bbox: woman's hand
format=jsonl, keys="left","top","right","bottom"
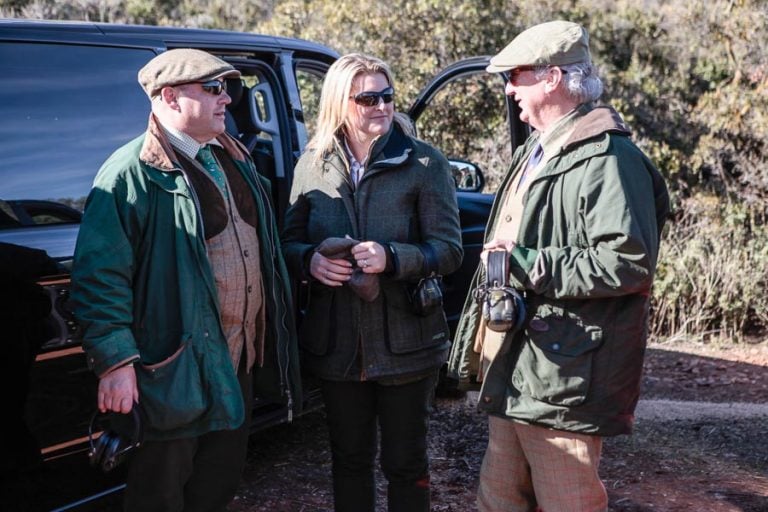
{"left": 310, "top": 252, "right": 353, "bottom": 286}
{"left": 351, "top": 241, "right": 386, "bottom": 274}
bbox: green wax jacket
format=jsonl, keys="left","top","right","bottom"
{"left": 71, "top": 115, "right": 301, "bottom": 440}
{"left": 448, "top": 105, "right": 670, "bottom": 436}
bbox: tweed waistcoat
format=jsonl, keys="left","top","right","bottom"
{"left": 179, "top": 150, "right": 265, "bottom": 371}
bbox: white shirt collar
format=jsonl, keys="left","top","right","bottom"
{"left": 159, "top": 122, "right": 222, "bottom": 160}
{"left": 343, "top": 137, "right": 368, "bottom": 168}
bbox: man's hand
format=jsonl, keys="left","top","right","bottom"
{"left": 481, "top": 239, "right": 516, "bottom": 265}
{"left": 98, "top": 364, "right": 139, "bottom": 414}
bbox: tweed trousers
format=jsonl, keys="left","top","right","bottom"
{"left": 478, "top": 415, "right": 608, "bottom": 512}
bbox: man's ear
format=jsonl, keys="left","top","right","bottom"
{"left": 544, "top": 67, "right": 564, "bottom": 94}
{"left": 159, "top": 86, "right": 180, "bottom": 110}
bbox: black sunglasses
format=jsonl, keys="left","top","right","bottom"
{"left": 351, "top": 87, "right": 395, "bottom": 107}
{"left": 194, "top": 79, "right": 227, "bottom": 96}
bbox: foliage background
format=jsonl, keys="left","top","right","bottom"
{"left": 3, "top": 0, "right": 767, "bottom": 341}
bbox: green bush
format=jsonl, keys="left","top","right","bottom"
{"left": 653, "top": 196, "right": 768, "bottom": 341}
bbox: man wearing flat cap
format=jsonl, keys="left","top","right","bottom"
{"left": 71, "top": 48, "right": 300, "bottom": 511}
{"left": 449, "top": 21, "right": 670, "bottom": 511}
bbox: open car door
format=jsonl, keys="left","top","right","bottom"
{"left": 406, "top": 56, "right": 529, "bottom": 331}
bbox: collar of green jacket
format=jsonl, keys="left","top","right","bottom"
{"left": 139, "top": 113, "right": 251, "bottom": 173}
{"left": 324, "top": 123, "right": 414, "bottom": 175}
{"left": 548, "top": 103, "right": 631, "bottom": 151}
{"left": 562, "top": 104, "right": 631, "bottom": 149}
{"left": 520, "top": 104, "right": 633, "bottom": 182}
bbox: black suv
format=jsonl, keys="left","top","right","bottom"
{"left": 0, "top": 19, "right": 527, "bottom": 511}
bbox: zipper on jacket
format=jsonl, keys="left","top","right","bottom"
{"left": 286, "top": 390, "right": 293, "bottom": 423}
{"left": 245, "top": 158, "right": 294, "bottom": 420}
{"left": 358, "top": 332, "right": 366, "bottom": 381}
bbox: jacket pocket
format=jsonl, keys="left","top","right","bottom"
{"left": 383, "top": 283, "right": 449, "bottom": 354}
{"left": 511, "top": 304, "right": 603, "bottom": 406}
{"left": 298, "top": 286, "right": 335, "bottom": 356}
{"left": 136, "top": 338, "right": 207, "bottom": 431}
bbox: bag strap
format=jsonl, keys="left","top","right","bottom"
{"left": 486, "top": 250, "right": 508, "bottom": 287}
{"left": 419, "top": 243, "right": 440, "bottom": 277}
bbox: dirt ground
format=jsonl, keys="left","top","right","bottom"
{"left": 228, "top": 339, "right": 768, "bottom": 512}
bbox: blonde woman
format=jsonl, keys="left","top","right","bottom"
{"left": 282, "top": 53, "right": 462, "bottom": 512}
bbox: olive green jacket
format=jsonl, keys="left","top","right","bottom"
{"left": 282, "top": 124, "right": 463, "bottom": 381}
{"left": 71, "top": 115, "right": 301, "bottom": 441}
{"left": 448, "top": 105, "right": 670, "bottom": 436}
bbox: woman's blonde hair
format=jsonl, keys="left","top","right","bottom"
{"left": 306, "top": 53, "right": 413, "bottom": 163}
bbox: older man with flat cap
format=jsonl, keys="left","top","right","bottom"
{"left": 71, "top": 48, "right": 300, "bottom": 512}
{"left": 448, "top": 21, "right": 670, "bottom": 511}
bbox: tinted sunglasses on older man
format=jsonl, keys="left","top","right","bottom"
{"left": 351, "top": 87, "right": 395, "bottom": 107}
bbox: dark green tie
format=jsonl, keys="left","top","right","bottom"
{"left": 196, "top": 144, "right": 229, "bottom": 198}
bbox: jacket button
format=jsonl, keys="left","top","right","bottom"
{"left": 247, "top": 285, "right": 253, "bottom": 293}
{"left": 505, "top": 215, "right": 512, "bottom": 222}
{"left": 244, "top": 250, "right": 249, "bottom": 257}
{"left": 482, "top": 396, "right": 492, "bottom": 404}
{"left": 204, "top": 331, "right": 209, "bottom": 338}
{"left": 551, "top": 343, "right": 560, "bottom": 351}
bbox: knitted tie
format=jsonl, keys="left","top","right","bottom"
{"left": 196, "top": 144, "right": 229, "bottom": 198}
{"left": 516, "top": 143, "right": 543, "bottom": 191}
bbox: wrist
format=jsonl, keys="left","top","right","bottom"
{"left": 384, "top": 243, "right": 396, "bottom": 273}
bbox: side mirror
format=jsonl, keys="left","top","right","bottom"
{"left": 449, "top": 159, "right": 485, "bottom": 193}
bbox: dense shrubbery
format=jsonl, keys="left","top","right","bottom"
{"left": 653, "top": 198, "right": 768, "bottom": 340}
{"left": 4, "top": 0, "right": 766, "bottom": 340}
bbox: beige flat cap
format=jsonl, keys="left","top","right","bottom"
{"left": 487, "top": 20, "right": 591, "bottom": 73}
{"left": 138, "top": 48, "right": 241, "bottom": 98}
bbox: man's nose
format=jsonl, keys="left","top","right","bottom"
{"left": 504, "top": 81, "right": 515, "bottom": 96}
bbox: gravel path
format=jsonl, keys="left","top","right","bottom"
{"left": 636, "top": 398, "right": 768, "bottom": 420}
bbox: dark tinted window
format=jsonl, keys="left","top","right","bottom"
{"left": 0, "top": 43, "right": 154, "bottom": 217}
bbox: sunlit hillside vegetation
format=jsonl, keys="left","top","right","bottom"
{"left": 4, "top": 0, "right": 767, "bottom": 341}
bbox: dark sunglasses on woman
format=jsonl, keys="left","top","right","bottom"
{"left": 351, "top": 87, "right": 395, "bottom": 107}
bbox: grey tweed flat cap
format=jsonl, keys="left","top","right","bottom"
{"left": 487, "top": 20, "right": 591, "bottom": 73}
{"left": 138, "top": 48, "right": 241, "bottom": 98}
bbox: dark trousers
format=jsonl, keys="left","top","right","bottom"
{"left": 123, "top": 360, "right": 253, "bottom": 512}
{"left": 321, "top": 372, "right": 437, "bottom": 512}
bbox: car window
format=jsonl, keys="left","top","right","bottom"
{"left": 414, "top": 72, "right": 511, "bottom": 192}
{"left": 295, "top": 67, "right": 325, "bottom": 144}
{"left": 0, "top": 43, "right": 153, "bottom": 225}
